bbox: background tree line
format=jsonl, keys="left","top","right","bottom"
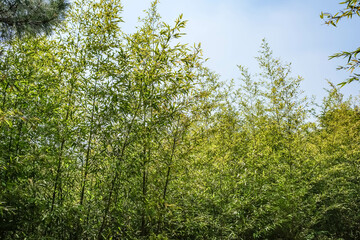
{"left": 0, "top": 0, "right": 360, "bottom": 239}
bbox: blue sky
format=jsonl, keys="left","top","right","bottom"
{"left": 121, "top": 0, "right": 360, "bottom": 102}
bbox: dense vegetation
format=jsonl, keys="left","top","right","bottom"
{"left": 0, "top": 0, "right": 69, "bottom": 40}
{"left": 1, "top": 0, "right": 359, "bottom": 239}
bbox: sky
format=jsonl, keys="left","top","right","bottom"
{"left": 120, "top": 0, "right": 360, "bottom": 103}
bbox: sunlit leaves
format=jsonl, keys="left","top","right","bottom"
{"left": 1, "top": 0, "right": 359, "bottom": 239}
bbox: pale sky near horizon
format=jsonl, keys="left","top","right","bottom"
{"left": 120, "top": 0, "right": 360, "bottom": 103}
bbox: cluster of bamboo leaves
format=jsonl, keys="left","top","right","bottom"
{"left": 1, "top": 0, "right": 360, "bottom": 239}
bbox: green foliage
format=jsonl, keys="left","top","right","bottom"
{"left": 0, "top": 0, "right": 359, "bottom": 239}
{"left": 0, "top": 0, "right": 69, "bottom": 40}
{"left": 321, "top": 0, "right": 360, "bottom": 86}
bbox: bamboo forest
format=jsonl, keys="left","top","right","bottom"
{"left": 1, "top": 0, "right": 360, "bottom": 239}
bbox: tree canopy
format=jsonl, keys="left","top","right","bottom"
{"left": 0, "top": 0, "right": 359, "bottom": 239}
{"left": 0, "top": 0, "right": 69, "bottom": 40}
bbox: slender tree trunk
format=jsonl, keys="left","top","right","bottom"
{"left": 141, "top": 145, "right": 148, "bottom": 237}
{"left": 97, "top": 103, "right": 140, "bottom": 239}
{"left": 51, "top": 138, "right": 66, "bottom": 211}
{"left": 50, "top": 84, "right": 74, "bottom": 212}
